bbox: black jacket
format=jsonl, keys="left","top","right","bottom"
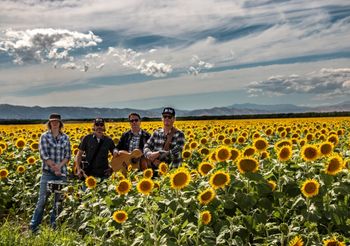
{"left": 116, "top": 129, "right": 151, "bottom": 152}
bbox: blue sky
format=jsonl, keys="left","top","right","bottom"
{"left": 1, "top": 0, "right": 350, "bottom": 110}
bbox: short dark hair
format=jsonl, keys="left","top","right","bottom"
{"left": 128, "top": 113, "right": 141, "bottom": 120}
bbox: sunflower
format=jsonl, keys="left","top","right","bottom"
{"left": 198, "top": 188, "right": 216, "bottom": 205}
{"left": 85, "top": 176, "right": 97, "bottom": 189}
{"left": 299, "top": 139, "right": 306, "bottom": 147}
{"left": 200, "top": 210, "right": 212, "bottom": 225}
{"left": 280, "top": 131, "right": 287, "bottom": 138}
{"left": 327, "top": 134, "right": 339, "bottom": 146}
{"left": 26, "top": 156, "right": 36, "bottom": 165}
{"left": 30, "top": 142, "right": 39, "bottom": 151}
{"left": 209, "top": 171, "right": 230, "bottom": 189}
{"left": 112, "top": 210, "right": 128, "bottom": 224}
{"left": 275, "top": 139, "right": 292, "bottom": 149}
{"left": 267, "top": 180, "right": 277, "bottom": 191}
{"left": 198, "top": 162, "right": 214, "bottom": 176}
{"left": 153, "top": 181, "right": 160, "bottom": 190}
{"left": 254, "top": 138, "right": 268, "bottom": 152}
{"left": 0, "top": 169, "right": 9, "bottom": 179}
{"left": 252, "top": 132, "right": 260, "bottom": 139}
{"left": 222, "top": 138, "right": 231, "bottom": 145}
{"left": 260, "top": 151, "right": 270, "bottom": 160}
{"left": 319, "top": 142, "right": 333, "bottom": 156}
{"left": 230, "top": 148, "right": 240, "bottom": 161}
{"left": 190, "top": 141, "right": 198, "bottom": 150}
{"left": 265, "top": 128, "right": 273, "bottom": 136}
{"left": 67, "top": 185, "right": 74, "bottom": 194}
{"left": 278, "top": 146, "right": 293, "bottom": 162}
{"left": 243, "top": 146, "right": 256, "bottom": 157}
{"left": 170, "top": 168, "right": 191, "bottom": 190}
{"left": 137, "top": 178, "right": 154, "bottom": 195}
{"left": 216, "top": 146, "right": 231, "bottom": 161}
{"left": 16, "top": 165, "right": 26, "bottom": 174}
{"left": 306, "top": 133, "right": 314, "bottom": 142}
{"left": 288, "top": 235, "right": 304, "bottom": 246}
{"left": 300, "top": 144, "right": 319, "bottom": 162}
{"left": 200, "top": 138, "right": 208, "bottom": 145}
{"left": 301, "top": 179, "right": 320, "bottom": 198}
{"left": 190, "top": 170, "right": 199, "bottom": 179}
{"left": 116, "top": 179, "right": 132, "bottom": 195}
{"left": 158, "top": 162, "right": 168, "bottom": 176}
{"left": 325, "top": 154, "right": 344, "bottom": 176}
{"left": 143, "top": 168, "right": 153, "bottom": 179}
{"left": 323, "top": 236, "right": 345, "bottom": 246}
{"left": 237, "top": 157, "right": 259, "bottom": 174}
{"left": 209, "top": 151, "right": 217, "bottom": 162}
{"left": 237, "top": 136, "right": 246, "bottom": 144}
{"left": 15, "top": 138, "right": 26, "bottom": 148}
{"left": 182, "top": 150, "right": 192, "bottom": 159}
{"left": 200, "top": 147, "right": 210, "bottom": 155}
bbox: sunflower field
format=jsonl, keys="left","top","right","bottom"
{"left": 0, "top": 118, "right": 350, "bottom": 245}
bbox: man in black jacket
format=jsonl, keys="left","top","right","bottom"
{"left": 76, "top": 118, "right": 116, "bottom": 179}
{"left": 114, "top": 113, "right": 151, "bottom": 170}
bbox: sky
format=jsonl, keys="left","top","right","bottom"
{"left": 1, "top": 0, "right": 350, "bottom": 110}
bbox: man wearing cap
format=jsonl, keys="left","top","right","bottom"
{"left": 30, "top": 113, "right": 71, "bottom": 233}
{"left": 114, "top": 112, "right": 151, "bottom": 170}
{"left": 75, "top": 118, "right": 116, "bottom": 179}
{"left": 144, "top": 107, "right": 185, "bottom": 169}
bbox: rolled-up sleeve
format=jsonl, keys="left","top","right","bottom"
{"left": 169, "top": 131, "right": 185, "bottom": 167}
{"left": 64, "top": 136, "right": 71, "bottom": 160}
{"left": 144, "top": 133, "right": 156, "bottom": 157}
{"left": 39, "top": 135, "right": 50, "bottom": 161}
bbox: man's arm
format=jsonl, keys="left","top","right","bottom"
{"left": 75, "top": 149, "right": 85, "bottom": 177}
{"left": 144, "top": 132, "right": 160, "bottom": 162}
{"left": 143, "top": 133, "right": 155, "bottom": 157}
{"left": 168, "top": 131, "right": 185, "bottom": 168}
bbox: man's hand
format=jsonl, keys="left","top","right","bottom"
{"left": 147, "top": 151, "right": 160, "bottom": 161}
{"left": 113, "top": 149, "right": 120, "bottom": 157}
{"left": 76, "top": 168, "right": 84, "bottom": 178}
{"left": 54, "top": 170, "right": 62, "bottom": 176}
{"left": 104, "top": 167, "right": 113, "bottom": 176}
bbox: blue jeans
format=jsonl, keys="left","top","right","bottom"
{"left": 30, "top": 172, "right": 66, "bottom": 232}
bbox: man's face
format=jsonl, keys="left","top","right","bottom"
{"left": 162, "top": 114, "right": 175, "bottom": 127}
{"left": 129, "top": 115, "right": 141, "bottom": 131}
{"left": 50, "top": 120, "right": 60, "bottom": 130}
{"left": 94, "top": 121, "right": 105, "bottom": 133}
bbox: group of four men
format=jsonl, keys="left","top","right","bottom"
{"left": 29, "top": 107, "right": 185, "bottom": 233}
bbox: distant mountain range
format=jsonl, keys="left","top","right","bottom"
{"left": 1, "top": 101, "right": 350, "bottom": 120}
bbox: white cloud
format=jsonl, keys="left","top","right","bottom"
{"left": 247, "top": 68, "right": 350, "bottom": 97}
{"left": 187, "top": 55, "right": 214, "bottom": 75}
{"left": 108, "top": 47, "right": 172, "bottom": 77}
{"left": 0, "top": 28, "right": 101, "bottom": 65}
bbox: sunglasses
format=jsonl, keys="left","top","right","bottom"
{"left": 163, "top": 115, "right": 173, "bottom": 119}
{"left": 95, "top": 122, "right": 104, "bottom": 126}
{"left": 129, "top": 119, "right": 139, "bottom": 123}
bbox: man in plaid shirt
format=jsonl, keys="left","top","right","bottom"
{"left": 144, "top": 107, "right": 185, "bottom": 169}
{"left": 30, "top": 113, "right": 71, "bottom": 233}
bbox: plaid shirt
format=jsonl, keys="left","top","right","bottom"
{"left": 144, "top": 128, "right": 185, "bottom": 168}
{"left": 128, "top": 131, "right": 141, "bottom": 152}
{"left": 39, "top": 130, "right": 71, "bottom": 174}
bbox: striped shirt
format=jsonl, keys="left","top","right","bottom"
{"left": 39, "top": 131, "right": 71, "bottom": 174}
{"left": 144, "top": 128, "right": 185, "bottom": 168}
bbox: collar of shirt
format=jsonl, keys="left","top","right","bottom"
{"left": 132, "top": 130, "right": 142, "bottom": 136}
{"left": 49, "top": 130, "right": 61, "bottom": 140}
{"left": 93, "top": 134, "right": 103, "bottom": 142}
